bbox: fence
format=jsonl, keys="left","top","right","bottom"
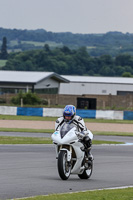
{"left": 0, "top": 106, "right": 133, "bottom": 120}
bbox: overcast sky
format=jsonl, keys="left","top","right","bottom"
{"left": 0, "top": 0, "right": 133, "bottom": 34}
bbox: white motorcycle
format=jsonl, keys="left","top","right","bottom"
{"left": 51, "top": 122, "right": 93, "bottom": 180}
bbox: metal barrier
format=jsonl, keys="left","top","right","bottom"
{"left": 0, "top": 106, "right": 132, "bottom": 120}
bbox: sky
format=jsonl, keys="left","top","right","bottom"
{"left": 0, "top": 0, "right": 133, "bottom": 34}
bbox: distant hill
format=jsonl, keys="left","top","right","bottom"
{"left": 1, "top": 27, "right": 133, "bottom": 56}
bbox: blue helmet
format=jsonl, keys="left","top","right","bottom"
{"left": 63, "top": 105, "right": 76, "bottom": 118}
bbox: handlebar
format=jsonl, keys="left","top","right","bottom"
{"left": 75, "top": 131, "right": 85, "bottom": 139}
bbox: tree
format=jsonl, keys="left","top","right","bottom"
{"left": 0, "top": 37, "right": 8, "bottom": 59}
{"left": 44, "top": 44, "right": 50, "bottom": 52}
{"left": 115, "top": 54, "right": 131, "bottom": 66}
{"left": 122, "top": 72, "right": 133, "bottom": 77}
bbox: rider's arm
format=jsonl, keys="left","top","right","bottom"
{"left": 73, "top": 116, "right": 86, "bottom": 131}
{"left": 74, "top": 116, "right": 93, "bottom": 140}
{"left": 55, "top": 117, "right": 64, "bottom": 131}
{"left": 83, "top": 129, "right": 93, "bottom": 140}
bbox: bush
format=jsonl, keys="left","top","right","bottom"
{"left": 40, "top": 98, "right": 48, "bottom": 105}
{"left": 11, "top": 91, "right": 41, "bottom": 105}
{"left": 0, "top": 98, "right": 6, "bottom": 103}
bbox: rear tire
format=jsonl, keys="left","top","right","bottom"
{"left": 78, "top": 160, "right": 93, "bottom": 179}
{"left": 58, "top": 151, "right": 71, "bottom": 180}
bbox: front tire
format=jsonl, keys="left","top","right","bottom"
{"left": 78, "top": 160, "right": 93, "bottom": 179}
{"left": 58, "top": 151, "right": 71, "bottom": 180}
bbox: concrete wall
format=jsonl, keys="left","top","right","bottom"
{"left": 1, "top": 93, "right": 133, "bottom": 110}
{"left": 38, "top": 94, "right": 133, "bottom": 110}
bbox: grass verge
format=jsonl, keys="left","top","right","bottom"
{"left": 16, "top": 187, "right": 133, "bottom": 200}
{"left": 0, "top": 127, "right": 133, "bottom": 137}
{"left": 94, "top": 131, "right": 133, "bottom": 137}
{"left": 93, "top": 140, "right": 124, "bottom": 145}
{"left": 0, "top": 136, "right": 123, "bottom": 145}
{"left": 0, "top": 127, "right": 54, "bottom": 133}
{"left": 1, "top": 115, "right": 133, "bottom": 124}
{"left": 0, "top": 115, "right": 57, "bottom": 121}
{"left": 0, "top": 136, "right": 52, "bottom": 144}
{"left": 0, "top": 59, "right": 7, "bottom": 67}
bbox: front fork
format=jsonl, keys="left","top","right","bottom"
{"left": 56, "top": 145, "right": 72, "bottom": 162}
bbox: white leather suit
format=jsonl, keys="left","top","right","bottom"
{"left": 55, "top": 115, "right": 93, "bottom": 140}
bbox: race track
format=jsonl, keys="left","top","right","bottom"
{"left": 0, "top": 142, "right": 133, "bottom": 199}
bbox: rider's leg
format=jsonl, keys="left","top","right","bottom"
{"left": 88, "top": 146, "right": 93, "bottom": 161}
{"left": 83, "top": 136, "right": 94, "bottom": 161}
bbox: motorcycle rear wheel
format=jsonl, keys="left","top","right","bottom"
{"left": 58, "top": 151, "right": 71, "bottom": 180}
{"left": 78, "top": 161, "right": 93, "bottom": 179}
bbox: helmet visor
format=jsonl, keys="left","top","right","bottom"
{"left": 63, "top": 111, "right": 73, "bottom": 117}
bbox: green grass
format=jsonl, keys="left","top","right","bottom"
{"left": 0, "top": 59, "right": 7, "bottom": 67}
{"left": 16, "top": 187, "right": 133, "bottom": 200}
{"left": 0, "top": 127, "right": 54, "bottom": 133}
{"left": 0, "top": 136, "right": 52, "bottom": 144}
{"left": 21, "top": 40, "right": 63, "bottom": 47}
{"left": 94, "top": 131, "right": 133, "bottom": 137}
{"left": 84, "top": 118, "right": 133, "bottom": 124}
{"left": 21, "top": 41, "right": 45, "bottom": 47}
{"left": 0, "top": 136, "right": 123, "bottom": 145}
{"left": 9, "top": 40, "right": 19, "bottom": 46}
{"left": 0, "top": 126, "right": 133, "bottom": 135}
{"left": 87, "top": 46, "right": 96, "bottom": 49}
{"left": 1, "top": 114, "right": 133, "bottom": 124}
{"left": 0, "top": 127, "right": 133, "bottom": 137}
{"left": 93, "top": 140, "right": 124, "bottom": 145}
{"left": 0, "top": 128, "right": 133, "bottom": 137}
{"left": 0, "top": 115, "right": 57, "bottom": 121}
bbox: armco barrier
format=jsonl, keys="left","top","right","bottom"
{"left": 0, "top": 106, "right": 17, "bottom": 115}
{"left": 0, "top": 106, "right": 133, "bottom": 120}
{"left": 124, "top": 111, "right": 133, "bottom": 120}
{"left": 96, "top": 110, "right": 123, "bottom": 120}
{"left": 43, "top": 108, "right": 63, "bottom": 117}
{"left": 17, "top": 107, "right": 43, "bottom": 117}
{"left": 76, "top": 109, "right": 96, "bottom": 118}
{"left": 43, "top": 108, "right": 96, "bottom": 118}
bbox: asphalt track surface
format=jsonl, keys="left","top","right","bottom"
{"left": 0, "top": 135, "right": 133, "bottom": 200}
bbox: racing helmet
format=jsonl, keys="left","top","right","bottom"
{"left": 63, "top": 105, "right": 76, "bottom": 120}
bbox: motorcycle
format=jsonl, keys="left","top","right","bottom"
{"left": 51, "top": 122, "right": 93, "bottom": 180}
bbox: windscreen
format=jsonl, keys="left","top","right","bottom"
{"left": 60, "top": 123, "right": 76, "bottom": 138}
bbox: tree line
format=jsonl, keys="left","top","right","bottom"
{"left": 1, "top": 27, "right": 133, "bottom": 47}
{"left": 1, "top": 28, "right": 133, "bottom": 56}
{"left": 2, "top": 45, "right": 133, "bottom": 77}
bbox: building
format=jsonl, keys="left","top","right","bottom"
{"left": 1, "top": 71, "right": 133, "bottom": 109}
{"left": 60, "top": 75, "right": 133, "bottom": 96}
{"left": 59, "top": 75, "right": 133, "bottom": 109}
{"left": 0, "top": 70, "right": 69, "bottom": 94}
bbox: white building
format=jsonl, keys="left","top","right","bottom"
{"left": 0, "top": 71, "right": 69, "bottom": 94}
{"left": 1, "top": 71, "right": 133, "bottom": 96}
{"left": 59, "top": 75, "right": 133, "bottom": 96}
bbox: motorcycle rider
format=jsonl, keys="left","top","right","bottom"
{"left": 55, "top": 105, "right": 93, "bottom": 161}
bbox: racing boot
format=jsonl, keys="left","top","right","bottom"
{"left": 88, "top": 147, "right": 93, "bottom": 161}
{"left": 84, "top": 137, "right": 93, "bottom": 161}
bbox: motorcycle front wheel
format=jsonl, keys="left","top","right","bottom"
{"left": 58, "top": 151, "right": 71, "bottom": 180}
{"left": 78, "top": 160, "right": 93, "bottom": 179}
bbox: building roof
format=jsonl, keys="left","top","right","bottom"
{"left": 62, "top": 75, "right": 133, "bottom": 85}
{"left": 0, "top": 71, "right": 69, "bottom": 84}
